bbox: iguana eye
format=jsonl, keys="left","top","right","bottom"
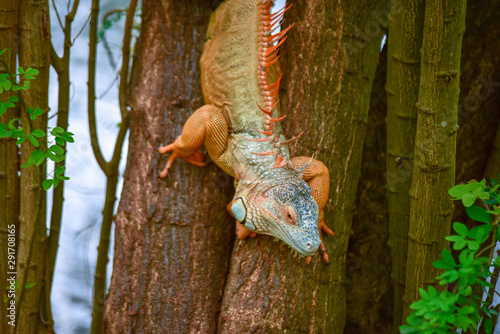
{"left": 284, "top": 208, "right": 296, "bottom": 226}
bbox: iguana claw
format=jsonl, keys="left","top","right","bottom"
{"left": 158, "top": 141, "right": 206, "bottom": 177}
{"left": 306, "top": 220, "right": 334, "bottom": 264}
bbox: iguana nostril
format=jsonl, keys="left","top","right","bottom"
{"left": 306, "top": 241, "right": 312, "bottom": 250}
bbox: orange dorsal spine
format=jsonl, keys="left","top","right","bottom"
{"left": 246, "top": 0, "right": 296, "bottom": 169}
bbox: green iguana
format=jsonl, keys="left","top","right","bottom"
{"left": 159, "top": 0, "right": 333, "bottom": 262}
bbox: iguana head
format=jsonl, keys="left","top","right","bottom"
{"left": 231, "top": 180, "right": 321, "bottom": 256}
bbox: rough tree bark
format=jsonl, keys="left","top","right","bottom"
{"left": 217, "top": 1, "right": 385, "bottom": 333}
{"left": 0, "top": 0, "right": 19, "bottom": 332}
{"left": 403, "top": 0, "right": 466, "bottom": 318}
{"left": 104, "top": 1, "right": 235, "bottom": 333}
{"left": 385, "top": 0, "right": 424, "bottom": 329}
{"left": 345, "top": 45, "right": 392, "bottom": 334}
{"left": 16, "top": 0, "right": 51, "bottom": 333}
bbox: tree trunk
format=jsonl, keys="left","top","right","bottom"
{"left": 0, "top": 0, "right": 19, "bottom": 333}
{"left": 16, "top": 0, "right": 51, "bottom": 333}
{"left": 104, "top": 1, "right": 235, "bottom": 333}
{"left": 444, "top": 0, "right": 500, "bottom": 233}
{"left": 454, "top": 0, "right": 500, "bottom": 184}
{"left": 403, "top": 0, "right": 466, "bottom": 319}
{"left": 385, "top": 0, "right": 425, "bottom": 329}
{"left": 345, "top": 45, "right": 392, "bottom": 334}
{"left": 484, "top": 124, "right": 500, "bottom": 178}
{"left": 218, "top": 1, "right": 385, "bottom": 332}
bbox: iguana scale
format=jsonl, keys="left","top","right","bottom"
{"left": 159, "top": 0, "right": 333, "bottom": 262}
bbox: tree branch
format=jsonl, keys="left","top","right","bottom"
{"left": 90, "top": 1, "right": 137, "bottom": 332}
{"left": 45, "top": 0, "right": 81, "bottom": 328}
{"left": 88, "top": 0, "right": 110, "bottom": 175}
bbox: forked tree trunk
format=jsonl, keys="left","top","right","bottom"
{"left": 0, "top": 1, "right": 19, "bottom": 333}
{"left": 104, "top": 1, "right": 235, "bottom": 332}
{"left": 218, "top": 0, "right": 385, "bottom": 332}
{"left": 16, "top": 0, "right": 51, "bottom": 333}
{"left": 403, "top": 0, "right": 466, "bottom": 318}
{"left": 385, "top": 0, "right": 425, "bottom": 330}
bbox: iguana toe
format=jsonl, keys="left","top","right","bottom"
{"left": 159, "top": 142, "right": 206, "bottom": 177}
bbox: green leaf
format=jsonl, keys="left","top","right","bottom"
{"left": 17, "top": 66, "right": 24, "bottom": 74}
{"left": 7, "top": 118, "right": 17, "bottom": 130}
{"left": 28, "top": 134, "right": 39, "bottom": 147}
{"left": 442, "top": 249, "right": 456, "bottom": 267}
{"left": 2, "top": 79, "right": 12, "bottom": 91}
{"left": 418, "top": 287, "right": 429, "bottom": 300}
{"left": 453, "top": 222, "right": 468, "bottom": 236}
{"left": 460, "top": 285, "right": 472, "bottom": 296}
{"left": 34, "top": 107, "right": 43, "bottom": 116}
{"left": 42, "top": 179, "right": 53, "bottom": 191}
{"left": 35, "top": 152, "right": 46, "bottom": 166}
{"left": 53, "top": 177, "right": 59, "bottom": 188}
{"left": 21, "top": 149, "right": 44, "bottom": 168}
{"left": 0, "top": 103, "right": 6, "bottom": 117}
{"left": 47, "top": 151, "right": 65, "bottom": 162}
{"left": 449, "top": 184, "right": 470, "bottom": 198}
{"left": 16, "top": 134, "right": 26, "bottom": 145}
{"left": 459, "top": 249, "right": 474, "bottom": 265}
{"left": 25, "top": 67, "right": 39, "bottom": 79}
{"left": 8, "top": 95, "right": 18, "bottom": 103}
{"left": 0, "top": 49, "right": 5, "bottom": 56}
{"left": 466, "top": 205, "right": 492, "bottom": 223}
{"left": 24, "top": 282, "right": 36, "bottom": 289}
{"left": 32, "top": 129, "right": 45, "bottom": 138}
{"left": 399, "top": 325, "right": 419, "bottom": 334}
{"left": 434, "top": 258, "right": 452, "bottom": 269}
{"left": 462, "top": 193, "right": 476, "bottom": 207}
{"left": 484, "top": 317, "right": 492, "bottom": 334}
{"left": 469, "top": 224, "right": 492, "bottom": 241}
{"left": 61, "top": 132, "right": 74, "bottom": 143}
{"left": 48, "top": 145, "right": 64, "bottom": 154}
{"left": 446, "top": 235, "right": 467, "bottom": 250}
{"left": 52, "top": 126, "right": 64, "bottom": 134}
{"left": 55, "top": 166, "right": 66, "bottom": 176}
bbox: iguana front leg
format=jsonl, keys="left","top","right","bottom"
{"left": 291, "top": 156, "right": 334, "bottom": 263}
{"left": 159, "top": 105, "right": 232, "bottom": 176}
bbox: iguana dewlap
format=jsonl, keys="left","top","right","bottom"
{"left": 159, "top": 0, "right": 333, "bottom": 262}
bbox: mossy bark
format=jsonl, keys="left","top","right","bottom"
{"left": 403, "top": 0, "right": 466, "bottom": 319}
{"left": 104, "top": 1, "right": 235, "bottom": 333}
{"left": 385, "top": 0, "right": 425, "bottom": 329}
{"left": 0, "top": 0, "right": 19, "bottom": 332}
{"left": 16, "top": 0, "right": 51, "bottom": 333}
{"left": 218, "top": 1, "right": 385, "bottom": 332}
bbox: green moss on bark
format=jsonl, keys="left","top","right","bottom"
{"left": 403, "top": 0, "right": 467, "bottom": 319}
{"left": 385, "top": 0, "right": 425, "bottom": 329}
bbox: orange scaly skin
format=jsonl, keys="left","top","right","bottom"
{"left": 159, "top": 0, "right": 333, "bottom": 262}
